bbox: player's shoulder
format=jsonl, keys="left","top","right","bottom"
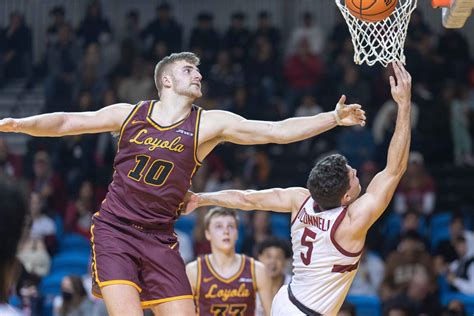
{"left": 186, "top": 258, "right": 199, "bottom": 271}
{"left": 252, "top": 258, "right": 266, "bottom": 272}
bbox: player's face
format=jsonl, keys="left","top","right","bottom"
{"left": 346, "top": 165, "right": 361, "bottom": 202}
{"left": 170, "top": 60, "right": 202, "bottom": 99}
{"left": 257, "top": 247, "right": 287, "bottom": 279}
{"left": 206, "top": 215, "right": 238, "bottom": 251}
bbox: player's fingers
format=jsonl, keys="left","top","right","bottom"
{"left": 338, "top": 95, "right": 346, "bottom": 105}
{"left": 389, "top": 76, "right": 396, "bottom": 88}
{"left": 349, "top": 104, "right": 362, "bottom": 110}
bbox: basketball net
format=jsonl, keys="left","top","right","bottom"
{"left": 335, "top": 0, "right": 417, "bottom": 67}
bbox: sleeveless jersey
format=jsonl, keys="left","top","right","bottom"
{"left": 290, "top": 196, "right": 362, "bottom": 315}
{"left": 196, "top": 255, "right": 257, "bottom": 316}
{"left": 102, "top": 100, "right": 202, "bottom": 227}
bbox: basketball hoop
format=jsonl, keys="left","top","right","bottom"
{"left": 335, "top": 0, "right": 417, "bottom": 67}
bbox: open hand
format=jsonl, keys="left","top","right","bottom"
{"left": 389, "top": 61, "right": 412, "bottom": 106}
{"left": 335, "top": 95, "right": 366, "bottom": 127}
{"left": 182, "top": 191, "right": 200, "bottom": 215}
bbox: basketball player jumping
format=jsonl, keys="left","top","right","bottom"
{"left": 0, "top": 52, "right": 365, "bottom": 316}
{"left": 186, "top": 207, "right": 273, "bottom": 316}
{"left": 184, "top": 61, "right": 412, "bottom": 315}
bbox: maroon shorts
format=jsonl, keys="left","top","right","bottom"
{"left": 90, "top": 209, "right": 193, "bottom": 308}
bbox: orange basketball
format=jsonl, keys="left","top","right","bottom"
{"left": 345, "top": 0, "right": 398, "bottom": 22}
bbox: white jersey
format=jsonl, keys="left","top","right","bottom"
{"left": 289, "top": 196, "right": 362, "bottom": 315}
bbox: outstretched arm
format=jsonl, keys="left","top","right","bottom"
{"left": 349, "top": 62, "right": 412, "bottom": 236}
{"left": 0, "top": 103, "right": 134, "bottom": 137}
{"left": 184, "top": 187, "right": 309, "bottom": 215}
{"left": 201, "top": 96, "right": 365, "bottom": 145}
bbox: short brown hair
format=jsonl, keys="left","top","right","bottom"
{"left": 307, "top": 154, "right": 350, "bottom": 210}
{"left": 154, "top": 52, "right": 200, "bottom": 96}
{"left": 204, "top": 207, "right": 239, "bottom": 230}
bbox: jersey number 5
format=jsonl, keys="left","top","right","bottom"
{"left": 128, "top": 154, "right": 174, "bottom": 186}
{"left": 300, "top": 227, "right": 317, "bottom": 266}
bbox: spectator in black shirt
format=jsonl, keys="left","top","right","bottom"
{"left": 224, "top": 12, "right": 251, "bottom": 65}
{"left": 189, "top": 12, "right": 219, "bottom": 76}
{"left": 76, "top": 0, "right": 112, "bottom": 47}
{"left": 141, "top": 2, "right": 182, "bottom": 54}
{"left": 0, "top": 12, "right": 32, "bottom": 80}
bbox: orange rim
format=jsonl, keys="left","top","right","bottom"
{"left": 432, "top": 0, "right": 451, "bottom": 8}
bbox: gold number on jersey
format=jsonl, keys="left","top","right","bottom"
{"left": 210, "top": 304, "right": 247, "bottom": 316}
{"left": 128, "top": 154, "right": 174, "bottom": 186}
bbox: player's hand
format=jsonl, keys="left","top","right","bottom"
{"left": 389, "top": 61, "right": 412, "bottom": 107}
{"left": 0, "top": 118, "right": 18, "bottom": 132}
{"left": 334, "top": 95, "right": 366, "bottom": 127}
{"left": 182, "top": 191, "right": 200, "bottom": 215}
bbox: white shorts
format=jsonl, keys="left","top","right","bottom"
{"left": 271, "top": 285, "right": 305, "bottom": 316}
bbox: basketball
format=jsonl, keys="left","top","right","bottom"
{"left": 345, "top": 0, "right": 398, "bottom": 22}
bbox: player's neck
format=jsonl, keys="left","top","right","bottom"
{"left": 209, "top": 251, "right": 239, "bottom": 270}
{"left": 159, "top": 92, "right": 194, "bottom": 111}
{"left": 151, "top": 99, "right": 192, "bottom": 125}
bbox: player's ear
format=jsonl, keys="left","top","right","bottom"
{"left": 341, "top": 193, "right": 351, "bottom": 206}
{"left": 204, "top": 229, "right": 211, "bottom": 241}
{"left": 162, "top": 73, "right": 172, "bottom": 89}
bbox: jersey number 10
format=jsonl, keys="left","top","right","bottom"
{"left": 128, "top": 154, "right": 174, "bottom": 186}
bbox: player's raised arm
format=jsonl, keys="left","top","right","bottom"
{"left": 201, "top": 96, "right": 366, "bottom": 145}
{"left": 184, "top": 187, "right": 309, "bottom": 215}
{"left": 349, "top": 62, "right": 412, "bottom": 235}
{"left": 0, "top": 103, "right": 134, "bottom": 137}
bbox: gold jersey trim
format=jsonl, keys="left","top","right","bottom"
{"left": 205, "top": 254, "right": 246, "bottom": 284}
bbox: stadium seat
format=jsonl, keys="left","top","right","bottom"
{"left": 59, "top": 233, "right": 91, "bottom": 252}
{"left": 441, "top": 292, "right": 474, "bottom": 315}
{"left": 271, "top": 213, "right": 290, "bottom": 239}
{"left": 50, "top": 251, "right": 90, "bottom": 276}
{"left": 430, "top": 212, "right": 452, "bottom": 251}
{"left": 346, "top": 295, "right": 382, "bottom": 316}
{"left": 175, "top": 213, "right": 196, "bottom": 234}
{"left": 40, "top": 272, "right": 69, "bottom": 295}
{"left": 383, "top": 213, "right": 402, "bottom": 240}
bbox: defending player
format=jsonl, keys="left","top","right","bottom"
{"left": 186, "top": 207, "right": 272, "bottom": 316}
{"left": 0, "top": 52, "right": 365, "bottom": 316}
{"left": 184, "top": 62, "right": 411, "bottom": 315}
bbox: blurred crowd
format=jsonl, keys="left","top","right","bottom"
{"left": 0, "top": 1, "right": 474, "bottom": 315}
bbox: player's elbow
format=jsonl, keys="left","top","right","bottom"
{"left": 240, "top": 190, "right": 259, "bottom": 210}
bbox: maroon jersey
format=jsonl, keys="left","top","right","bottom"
{"left": 196, "top": 255, "right": 257, "bottom": 316}
{"left": 102, "top": 100, "right": 202, "bottom": 227}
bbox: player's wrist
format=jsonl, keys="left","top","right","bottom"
{"left": 333, "top": 110, "right": 343, "bottom": 126}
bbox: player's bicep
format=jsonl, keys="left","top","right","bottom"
{"left": 349, "top": 170, "right": 401, "bottom": 232}
{"left": 185, "top": 261, "right": 198, "bottom": 292}
{"left": 247, "top": 187, "right": 308, "bottom": 212}
{"left": 65, "top": 103, "right": 133, "bottom": 134}
{"left": 254, "top": 261, "right": 272, "bottom": 316}
{"left": 204, "top": 110, "right": 275, "bottom": 145}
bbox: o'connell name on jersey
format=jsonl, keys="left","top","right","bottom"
{"left": 102, "top": 100, "right": 202, "bottom": 227}
{"left": 290, "top": 196, "right": 363, "bottom": 315}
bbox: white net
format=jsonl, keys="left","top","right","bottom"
{"left": 335, "top": 0, "right": 417, "bottom": 67}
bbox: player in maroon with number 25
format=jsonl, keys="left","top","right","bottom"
{"left": 0, "top": 52, "right": 365, "bottom": 316}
